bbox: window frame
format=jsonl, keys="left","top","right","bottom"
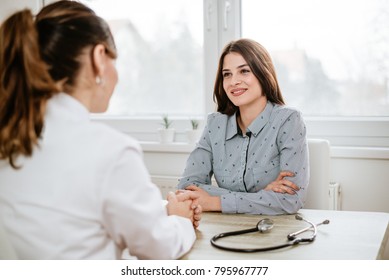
{"left": 90, "top": 0, "right": 389, "bottom": 150}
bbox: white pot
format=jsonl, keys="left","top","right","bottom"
{"left": 158, "top": 128, "right": 175, "bottom": 143}
{"left": 186, "top": 129, "right": 201, "bottom": 144}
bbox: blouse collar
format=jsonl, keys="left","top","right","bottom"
{"left": 226, "top": 101, "right": 274, "bottom": 140}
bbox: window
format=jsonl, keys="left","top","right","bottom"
{"left": 80, "top": 0, "right": 204, "bottom": 117}
{"left": 242, "top": 0, "right": 389, "bottom": 117}
{"left": 80, "top": 0, "right": 387, "bottom": 147}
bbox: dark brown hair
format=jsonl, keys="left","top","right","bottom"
{"left": 213, "top": 38, "right": 285, "bottom": 115}
{"left": 0, "top": 0, "right": 117, "bottom": 168}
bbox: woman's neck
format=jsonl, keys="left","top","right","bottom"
{"left": 238, "top": 97, "right": 267, "bottom": 134}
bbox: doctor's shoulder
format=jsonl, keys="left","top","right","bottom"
{"left": 87, "top": 121, "right": 142, "bottom": 153}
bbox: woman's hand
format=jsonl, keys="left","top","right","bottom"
{"left": 166, "top": 191, "right": 202, "bottom": 228}
{"left": 264, "top": 171, "right": 299, "bottom": 194}
{"left": 184, "top": 185, "right": 221, "bottom": 212}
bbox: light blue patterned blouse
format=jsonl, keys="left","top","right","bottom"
{"left": 177, "top": 101, "right": 309, "bottom": 215}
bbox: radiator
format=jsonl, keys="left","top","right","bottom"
{"left": 151, "top": 175, "right": 342, "bottom": 210}
{"left": 329, "top": 182, "right": 341, "bottom": 210}
{"left": 151, "top": 175, "right": 180, "bottom": 199}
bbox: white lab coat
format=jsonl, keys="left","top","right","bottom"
{"left": 0, "top": 93, "right": 195, "bottom": 260}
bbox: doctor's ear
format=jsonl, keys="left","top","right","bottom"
{"left": 91, "top": 44, "right": 106, "bottom": 78}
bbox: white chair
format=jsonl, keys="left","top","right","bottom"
{"left": 0, "top": 217, "right": 17, "bottom": 260}
{"left": 303, "top": 139, "right": 331, "bottom": 210}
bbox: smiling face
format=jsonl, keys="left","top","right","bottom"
{"left": 222, "top": 52, "right": 267, "bottom": 112}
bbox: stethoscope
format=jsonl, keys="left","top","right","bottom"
{"left": 210, "top": 214, "right": 330, "bottom": 252}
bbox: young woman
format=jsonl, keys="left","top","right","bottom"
{"left": 177, "top": 39, "right": 309, "bottom": 215}
{"left": 0, "top": 0, "right": 201, "bottom": 259}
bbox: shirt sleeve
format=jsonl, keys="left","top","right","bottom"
{"left": 100, "top": 143, "right": 196, "bottom": 260}
{"left": 220, "top": 110, "right": 309, "bottom": 215}
{"left": 177, "top": 121, "right": 216, "bottom": 189}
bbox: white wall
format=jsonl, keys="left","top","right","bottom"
{"left": 330, "top": 157, "right": 389, "bottom": 212}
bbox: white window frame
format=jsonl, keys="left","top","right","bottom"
{"left": 90, "top": 0, "right": 389, "bottom": 152}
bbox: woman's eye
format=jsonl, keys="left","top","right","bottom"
{"left": 223, "top": 72, "right": 231, "bottom": 78}
{"left": 241, "top": 69, "right": 250, "bottom": 74}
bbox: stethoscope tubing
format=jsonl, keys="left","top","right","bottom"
{"left": 288, "top": 219, "right": 330, "bottom": 239}
{"left": 211, "top": 227, "right": 259, "bottom": 239}
{"left": 210, "top": 226, "right": 301, "bottom": 253}
{"left": 210, "top": 215, "right": 329, "bottom": 253}
{"left": 210, "top": 235, "right": 299, "bottom": 253}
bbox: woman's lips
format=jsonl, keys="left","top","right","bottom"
{"left": 230, "top": 88, "right": 247, "bottom": 96}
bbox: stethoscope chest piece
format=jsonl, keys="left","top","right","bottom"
{"left": 256, "top": 218, "right": 274, "bottom": 233}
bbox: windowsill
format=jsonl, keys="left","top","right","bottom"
{"left": 92, "top": 116, "right": 389, "bottom": 149}
{"left": 140, "top": 141, "right": 196, "bottom": 153}
{"left": 140, "top": 141, "right": 389, "bottom": 160}
{"left": 331, "top": 146, "right": 389, "bottom": 160}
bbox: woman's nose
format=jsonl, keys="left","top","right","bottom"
{"left": 231, "top": 75, "right": 241, "bottom": 85}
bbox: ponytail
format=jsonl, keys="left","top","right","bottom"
{"left": 0, "top": 10, "right": 58, "bottom": 169}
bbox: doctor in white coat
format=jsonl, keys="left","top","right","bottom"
{"left": 0, "top": 1, "right": 201, "bottom": 260}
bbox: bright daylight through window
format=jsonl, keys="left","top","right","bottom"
{"left": 80, "top": 0, "right": 204, "bottom": 117}
{"left": 242, "top": 0, "right": 389, "bottom": 116}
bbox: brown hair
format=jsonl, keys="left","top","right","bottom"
{"left": 213, "top": 38, "right": 285, "bottom": 115}
{"left": 0, "top": 0, "right": 117, "bottom": 169}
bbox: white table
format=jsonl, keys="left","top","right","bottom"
{"left": 181, "top": 209, "right": 389, "bottom": 259}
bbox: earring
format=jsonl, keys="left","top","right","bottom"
{"left": 96, "top": 76, "right": 103, "bottom": 85}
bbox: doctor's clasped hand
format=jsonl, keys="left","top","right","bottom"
{"left": 167, "top": 191, "right": 202, "bottom": 229}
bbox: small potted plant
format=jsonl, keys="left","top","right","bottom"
{"left": 158, "top": 115, "right": 175, "bottom": 143}
{"left": 186, "top": 119, "right": 201, "bottom": 144}
{"left": 190, "top": 119, "right": 199, "bottom": 130}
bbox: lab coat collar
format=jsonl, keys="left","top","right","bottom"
{"left": 46, "top": 93, "right": 90, "bottom": 122}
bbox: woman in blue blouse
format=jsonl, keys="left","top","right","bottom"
{"left": 177, "top": 39, "right": 309, "bottom": 215}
